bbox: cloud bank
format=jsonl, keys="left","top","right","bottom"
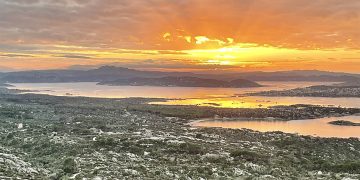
{"left": 0, "top": 0, "right": 359, "bottom": 72}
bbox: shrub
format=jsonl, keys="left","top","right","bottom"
{"left": 178, "top": 142, "right": 205, "bottom": 155}
{"left": 94, "top": 136, "right": 117, "bottom": 147}
{"left": 317, "top": 161, "right": 360, "bottom": 173}
{"left": 63, "top": 158, "right": 77, "bottom": 174}
{"left": 230, "top": 150, "right": 268, "bottom": 162}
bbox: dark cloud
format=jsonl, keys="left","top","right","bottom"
{"left": 0, "top": 0, "right": 359, "bottom": 50}
{"left": 0, "top": 53, "right": 34, "bottom": 57}
{"left": 0, "top": 0, "right": 359, "bottom": 72}
{"left": 54, "top": 54, "right": 92, "bottom": 59}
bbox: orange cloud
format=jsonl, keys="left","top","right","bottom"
{"left": 0, "top": 0, "right": 359, "bottom": 72}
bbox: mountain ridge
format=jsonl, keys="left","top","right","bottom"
{"left": 98, "top": 76, "right": 262, "bottom": 88}
{"left": 0, "top": 66, "right": 359, "bottom": 83}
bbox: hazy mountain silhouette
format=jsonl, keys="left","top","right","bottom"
{"left": 98, "top": 76, "right": 262, "bottom": 88}
{"left": 0, "top": 66, "right": 359, "bottom": 84}
{"left": 0, "top": 66, "right": 193, "bottom": 83}
{"left": 197, "top": 70, "right": 360, "bottom": 81}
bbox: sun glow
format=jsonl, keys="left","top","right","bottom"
{"left": 2, "top": 34, "right": 360, "bottom": 72}
{"left": 205, "top": 60, "right": 234, "bottom": 66}
{"left": 2, "top": 41, "right": 360, "bottom": 72}
{"left": 163, "top": 32, "right": 171, "bottom": 41}
{"left": 1, "top": 0, "right": 360, "bottom": 72}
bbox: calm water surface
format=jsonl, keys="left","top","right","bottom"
{"left": 191, "top": 115, "right": 360, "bottom": 138}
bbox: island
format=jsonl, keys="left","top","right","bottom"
{"left": 329, "top": 120, "right": 360, "bottom": 126}
{"left": 98, "top": 76, "right": 262, "bottom": 88}
{"left": 250, "top": 85, "right": 360, "bottom": 97}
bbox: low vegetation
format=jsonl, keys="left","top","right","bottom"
{"left": 0, "top": 87, "right": 359, "bottom": 179}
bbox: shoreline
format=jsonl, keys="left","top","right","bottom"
{"left": 188, "top": 115, "right": 360, "bottom": 138}
{"left": 249, "top": 85, "right": 360, "bottom": 98}
{"left": 3, "top": 85, "right": 360, "bottom": 122}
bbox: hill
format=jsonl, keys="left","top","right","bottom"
{"left": 0, "top": 66, "right": 194, "bottom": 83}
{"left": 0, "top": 66, "right": 359, "bottom": 83}
{"left": 98, "top": 76, "right": 262, "bottom": 88}
{"left": 199, "top": 70, "right": 360, "bottom": 82}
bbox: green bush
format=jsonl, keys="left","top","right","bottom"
{"left": 318, "top": 161, "right": 360, "bottom": 173}
{"left": 71, "top": 127, "right": 92, "bottom": 135}
{"left": 63, "top": 158, "right": 77, "bottom": 174}
{"left": 230, "top": 150, "right": 268, "bottom": 162}
{"left": 94, "top": 136, "right": 117, "bottom": 147}
{"left": 178, "top": 142, "right": 205, "bottom": 155}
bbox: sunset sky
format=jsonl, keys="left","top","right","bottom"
{"left": 0, "top": 0, "right": 359, "bottom": 72}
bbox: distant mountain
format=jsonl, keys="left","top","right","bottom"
{"left": 0, "top": 66, "right": 15, "bottom": 72}
{"left": 0, "top": 66, "right": 194, "bottom": 83}
{"left": 244, "top": 75, "right": 359, "bottom": 82}
{"left": 98, "top": 76, "right": 262, "bottom": 88}
{"left": 67, "top": 65, "right": 100, "bottom": 70}
{"left": 229, "top": 79, "right": 262, "bottom": 87}
{"left": 336, "top": 80, "right": 360, "bottom": 86}
{"left": 197, "top": 70, "right": 360, "bottom": 82}
{"left": 0, "top": 66, "right": 359, "bottom": 83}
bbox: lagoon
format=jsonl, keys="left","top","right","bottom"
{"left": 191, "top": 115, "right": 360, "bottom": 138}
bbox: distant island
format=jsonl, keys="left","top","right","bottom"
{"left": 98, "top": 76, "right": 262, "bottom": 88}
{"left": 250, "top": 85, "right": 360, "bottom": 97}
{"left": 328, "top": 120, "right": 360, "bottom": 126}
